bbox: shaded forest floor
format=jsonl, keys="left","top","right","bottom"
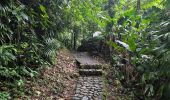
{"left": 23, "top": 48, "right": 79, "bottom": 99}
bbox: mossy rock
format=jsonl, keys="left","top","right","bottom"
{"left": 77, "top": 37, "right": 104, "bottom": 52}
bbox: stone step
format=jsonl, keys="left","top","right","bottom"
{"left": 79, "top": 64, "right": 102, "bottom": 69}
{"left": 72, "top": 77, "right": 103, "bottom": 100}
{"left": 79, "top": 69, "right": 102, "bottom": 76}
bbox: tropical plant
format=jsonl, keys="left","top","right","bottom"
{"left": 0, "top": 0, "right": 67, "bottom": 98}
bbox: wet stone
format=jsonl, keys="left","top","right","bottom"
{"left": 72, "top": 52, "right": 103, "bottom": 100}
{"left": 72, "top": 97, "right": 80, "bottom": 100}
{"left": 82, "top": 96, "right": 89, "bottom": 100}
{"left": 76, "top": 89, "right": 80, "bottom": 94}
{"left": 73, "top": 76, "right": 103, "bottom": 100}
{"left": 78, "top": 94, "right": 83, "bottom": 98}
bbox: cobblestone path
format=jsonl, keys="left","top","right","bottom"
{"left": 72, "top": 52, "right": 103, "bottom": 100}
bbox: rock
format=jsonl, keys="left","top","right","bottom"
{"left": 82, "top": 96, "right": 89, "bottom": 100}
{"left": 72, "top": 97, "right": 80, "bottom": 100}
{"left": 78, "top": 94, "right": 83, "bottom": 98}
{"left": 77, "top": 84, "right": 81, "bottom": 88}
{"left": 35, "top": 91, "right": 41, "bottom": 96}
{"left": 58, "top": 98, "right": 65, "bottom": 100}
{"left": 76, "top": 89, "right": 81, "bottom": 94}
{"left": 77, "top": 37, "right": 104, "bottom": 52}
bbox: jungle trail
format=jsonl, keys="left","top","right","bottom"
{"left": 0, "top": 0, "right": 170, "bottom": 100}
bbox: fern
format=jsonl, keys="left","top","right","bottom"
{"left": 0, "top": 66, "right": 20, "bottom": 79}
{"left": 43, "top": 38, "right": 60, "bottom": 64}
{"left": 0, "top": 92, "right": 10, "bottom": 100}
{"left": 0, "top": 45, "right": 16, "bottom": 66}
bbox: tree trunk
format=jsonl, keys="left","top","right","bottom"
{"left": 71, "top": 31, "right": 74, "bottom": 50}
{"left": 135, "top": 0, "right": 141, "bottom": 28}
{"left": 73, "top": 26, "right": 78, "bottom": 50}
{"left": 137, "top": 0, "right": 141, "bottom": 14}
{"left": 73, "top": 32, "right": 77, "bottom": 50}
{"left": 107, "top": 0, "right": 115, "bottom": 57}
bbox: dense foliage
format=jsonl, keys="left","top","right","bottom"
{"left": 109, "top": 0, "right": 170, "bottom": 99}
{"left": 0, "top": 0, "right": 169, "bottom": 99}
{"left": 67, "top": 0, "right": 170, "bottom": 99}
{"left": 0, "top": 0, "right": 67, "bottom": 98}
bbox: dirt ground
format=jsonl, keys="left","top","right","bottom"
{"left": 24, "top": 48, "right": 79, "bottom": 100}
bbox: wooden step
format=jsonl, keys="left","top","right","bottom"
{"left": 79, "top": 69, "right": 102, "bottom": 76}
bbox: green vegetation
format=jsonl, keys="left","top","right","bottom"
{"left": 0, "top": 0, "right": 66, "bottom": 98}
{"left": 0, "top": 0, "right": 170, "bottom": 99}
